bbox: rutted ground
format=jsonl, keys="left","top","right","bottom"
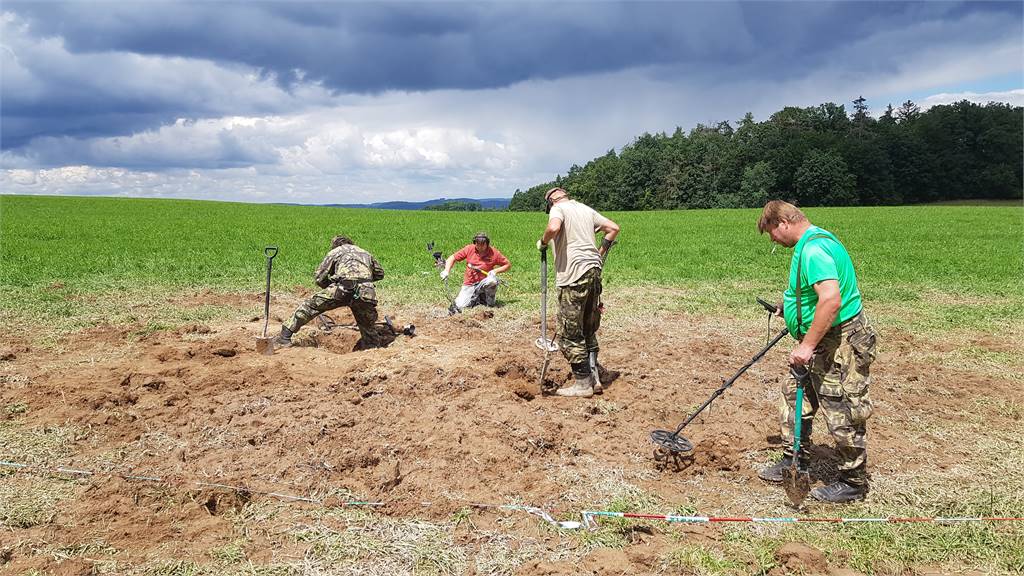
{"left": 1, "top": 290, "right": 1022, "bottom": 575}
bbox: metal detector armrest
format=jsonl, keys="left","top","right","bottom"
{"left": 756, "top": 297, "right": 778, "bottom": 315}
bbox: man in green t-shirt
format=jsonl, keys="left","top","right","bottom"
{"left": 756, "top": 200, "right": 879, "bottom": 503}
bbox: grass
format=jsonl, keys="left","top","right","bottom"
{"left": 290, "top": 510, "right": 468, "bottom": 575}
{"left": 1, "top": 195, "right": 1021, "bottom": 338}
{"left": 655, "top": 411, "right": 1024, "bottom": 575}
{"left": 663, "top": 544, "right": 744, "bottom": 575}
{"left": 472, "top": 535, "right": 541, "bottom": 576}
{"left": 1, "top": 195, "right": 1022, "bottom": 573}
{"left": 49, "top": 539, "right": 118, "bottom": 561}
{"left": 0, "top": 421, "right": 84, "bottom": 464}
{"left": 0, "top": 422, "right": 87, "bottom": 530}
{"left": 208, "top": 540, "right": 247, "bottom": 565}
{"left": 0, "top": 475, "right": 76, "bottom": 528}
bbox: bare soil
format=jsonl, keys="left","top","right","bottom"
{"left": 1, "top": 291, "right": 1021, "bottom": 575}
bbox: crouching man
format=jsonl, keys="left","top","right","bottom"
{"left": 441, "top": 232, "right": 511, "bottom": 311}
{"left": 273, "top": 235, "right": 386, "bottom": 350}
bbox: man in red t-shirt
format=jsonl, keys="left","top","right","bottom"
{"left": 440, "top": 232, "right": 511, "bottom": 311}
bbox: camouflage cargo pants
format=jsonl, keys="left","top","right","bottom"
{"left": 779, "top": 312, "right": 877, "bottom": 486}
{"left": 284, "top": 284, "right": 381, "bottom": 348}
{"left": 558, "top": 267, "right": 602, "bottom": 367}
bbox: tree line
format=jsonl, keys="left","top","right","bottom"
{"left": 424, "top": 200, "right": 485, "bottom": 211}
{"left": 509, "top": 98, "right": 1022, "bottom": 211}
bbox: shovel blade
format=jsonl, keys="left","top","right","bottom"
{"left": 538, "top": 354, "right": 555, "bottom": 394}
{"left": 256, "top": 337, "right": 274, "bottom": 355}
{"left": 535, "top": 337, "right": 558, "bottom": 352}
{"left": 782, "top": 465, "right": 811, "bottom": 509}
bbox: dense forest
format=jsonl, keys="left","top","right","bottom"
{"left": 509, "top": 98, "right": 1022, "bottom": 211}
{"left": 423, "top": 200, "right": 485, "bottom": 211}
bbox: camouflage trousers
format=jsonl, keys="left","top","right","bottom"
{"left": 284, "top": 283, "right": 381, "bottom": 348}
{"left": 779, "top": 312, "right": 877, "bottom": 486}
{"left": 557, "top": 267, "right": 602, "bottom": 367}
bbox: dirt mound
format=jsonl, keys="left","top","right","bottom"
{"left": 772, "top": 542, "right": 828, "bottom": 575}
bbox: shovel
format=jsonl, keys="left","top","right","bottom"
{"left": 783, "top": 363, "right": 812, "bottom": 508}
{"left": 589, "top": 238, "right": 615, "bottom": 391}
{"left": 535, "top": 245, "right": 558, "bottom": 352}
{"left": 255, "top": 246, "right": 279, "bottom": 355}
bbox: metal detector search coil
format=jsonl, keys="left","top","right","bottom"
{"left": 649, "top": 430, "right": 693, "bottom": 453}
{"left": 650, "top": 298, "right": 787, "bottom": 460}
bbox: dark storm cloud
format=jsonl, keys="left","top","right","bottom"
{"left": 1, "top": 1, "right": 1020, "bottom": 157}
{"left": 17, "top": 1, "right": 1018, "bottom": 94}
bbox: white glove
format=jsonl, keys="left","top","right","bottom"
{"left": 536, "top": 239, "right": 546, "bottom": 251}
{"left": 440, "top": 269, "right": 449, "bottom": 280}
{"left": 487, "top": 270, "right": 497, "bottom": 281}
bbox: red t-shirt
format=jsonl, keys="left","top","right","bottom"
{"left": 452, "top": 244, "right": 510, "bottom": 286}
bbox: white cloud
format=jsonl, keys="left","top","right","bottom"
{"left": 920, "top": 89, "right": 1024, "bottom": 109}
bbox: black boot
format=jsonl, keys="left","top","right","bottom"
{"left": 758, "top": 452, "right": 810, "bottom": 483}
{"left": 556, "top": 363, "right": 594, "bottom": 398}
{"left": 810, "top": 481, "right": 868, "bottom": 503}
{"left": 272, "top": 326, "right": 294, "bottom": 348}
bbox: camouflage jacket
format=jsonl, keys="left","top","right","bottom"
{"left": 314, "top": 244, "right": 385, "bottom": 289}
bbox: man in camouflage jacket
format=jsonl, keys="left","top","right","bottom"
{"left": 273, "top": 235, "right": 386, "bottom": 349}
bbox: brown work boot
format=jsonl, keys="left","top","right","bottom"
{"left": 271, "top": 327, "right": 294, "bottom": 348}
{"left": 555, "top": 375, "right": 594, "bottom": 398}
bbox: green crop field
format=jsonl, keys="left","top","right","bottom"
{"left": 0, "top": 194, "right": 1021, "bottom": 336}
{"left": 2, "top": 194, "right": 1023, "bottom": 574}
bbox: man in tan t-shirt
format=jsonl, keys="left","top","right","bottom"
{"left": 537, "top": 187, "right": 620, "bottom": 398}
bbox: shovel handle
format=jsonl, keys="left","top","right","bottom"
{"left": 262, "top": 247, "right": 277, "bottom": 338}
{"left": 538, "top": 247, "right": 549, "bottom": 342}
{"left": 790, "top": 364, "right": 810, "bottom": 455}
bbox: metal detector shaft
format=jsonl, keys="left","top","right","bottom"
{"left": 600, "top": 238, "right": 616, "bottom": 265}
{"left": 668, "top": 327, "right": 789, "bottom": 437}
{"left": 756, "top": 297, "right": 778, "bottom": 315}
{"left": 427, "top": 242, "right": 457, "bottom": 311}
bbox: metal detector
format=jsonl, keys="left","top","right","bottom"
{"left": 535, "top": 245, "right": 558, "bottom": 352}
{"left": 426, "top": 242, "right": 458, "bottom": 314}
{"left": 650, "top": 298, "right": 787, "bottom": 464}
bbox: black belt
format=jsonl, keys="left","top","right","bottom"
{"left": 836, "top": 310, "right": 866, "bottom": 333}
{"left": 334, "top": 279, "right": 370, "bottom": 290}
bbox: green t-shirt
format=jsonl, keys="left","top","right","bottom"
{"left": 783, "top": 226, "right": 863, "bottom": 338}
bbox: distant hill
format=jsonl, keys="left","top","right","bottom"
{"left": 329, "top": 197, "right": 510, "bottom": 210}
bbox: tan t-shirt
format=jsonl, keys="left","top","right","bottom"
{"left": 548, "top": 200, "right": 610, "bottom": 287}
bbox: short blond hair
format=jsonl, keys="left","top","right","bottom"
{"left": 757, "top": 200, "right": 807, "bottom": 234}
